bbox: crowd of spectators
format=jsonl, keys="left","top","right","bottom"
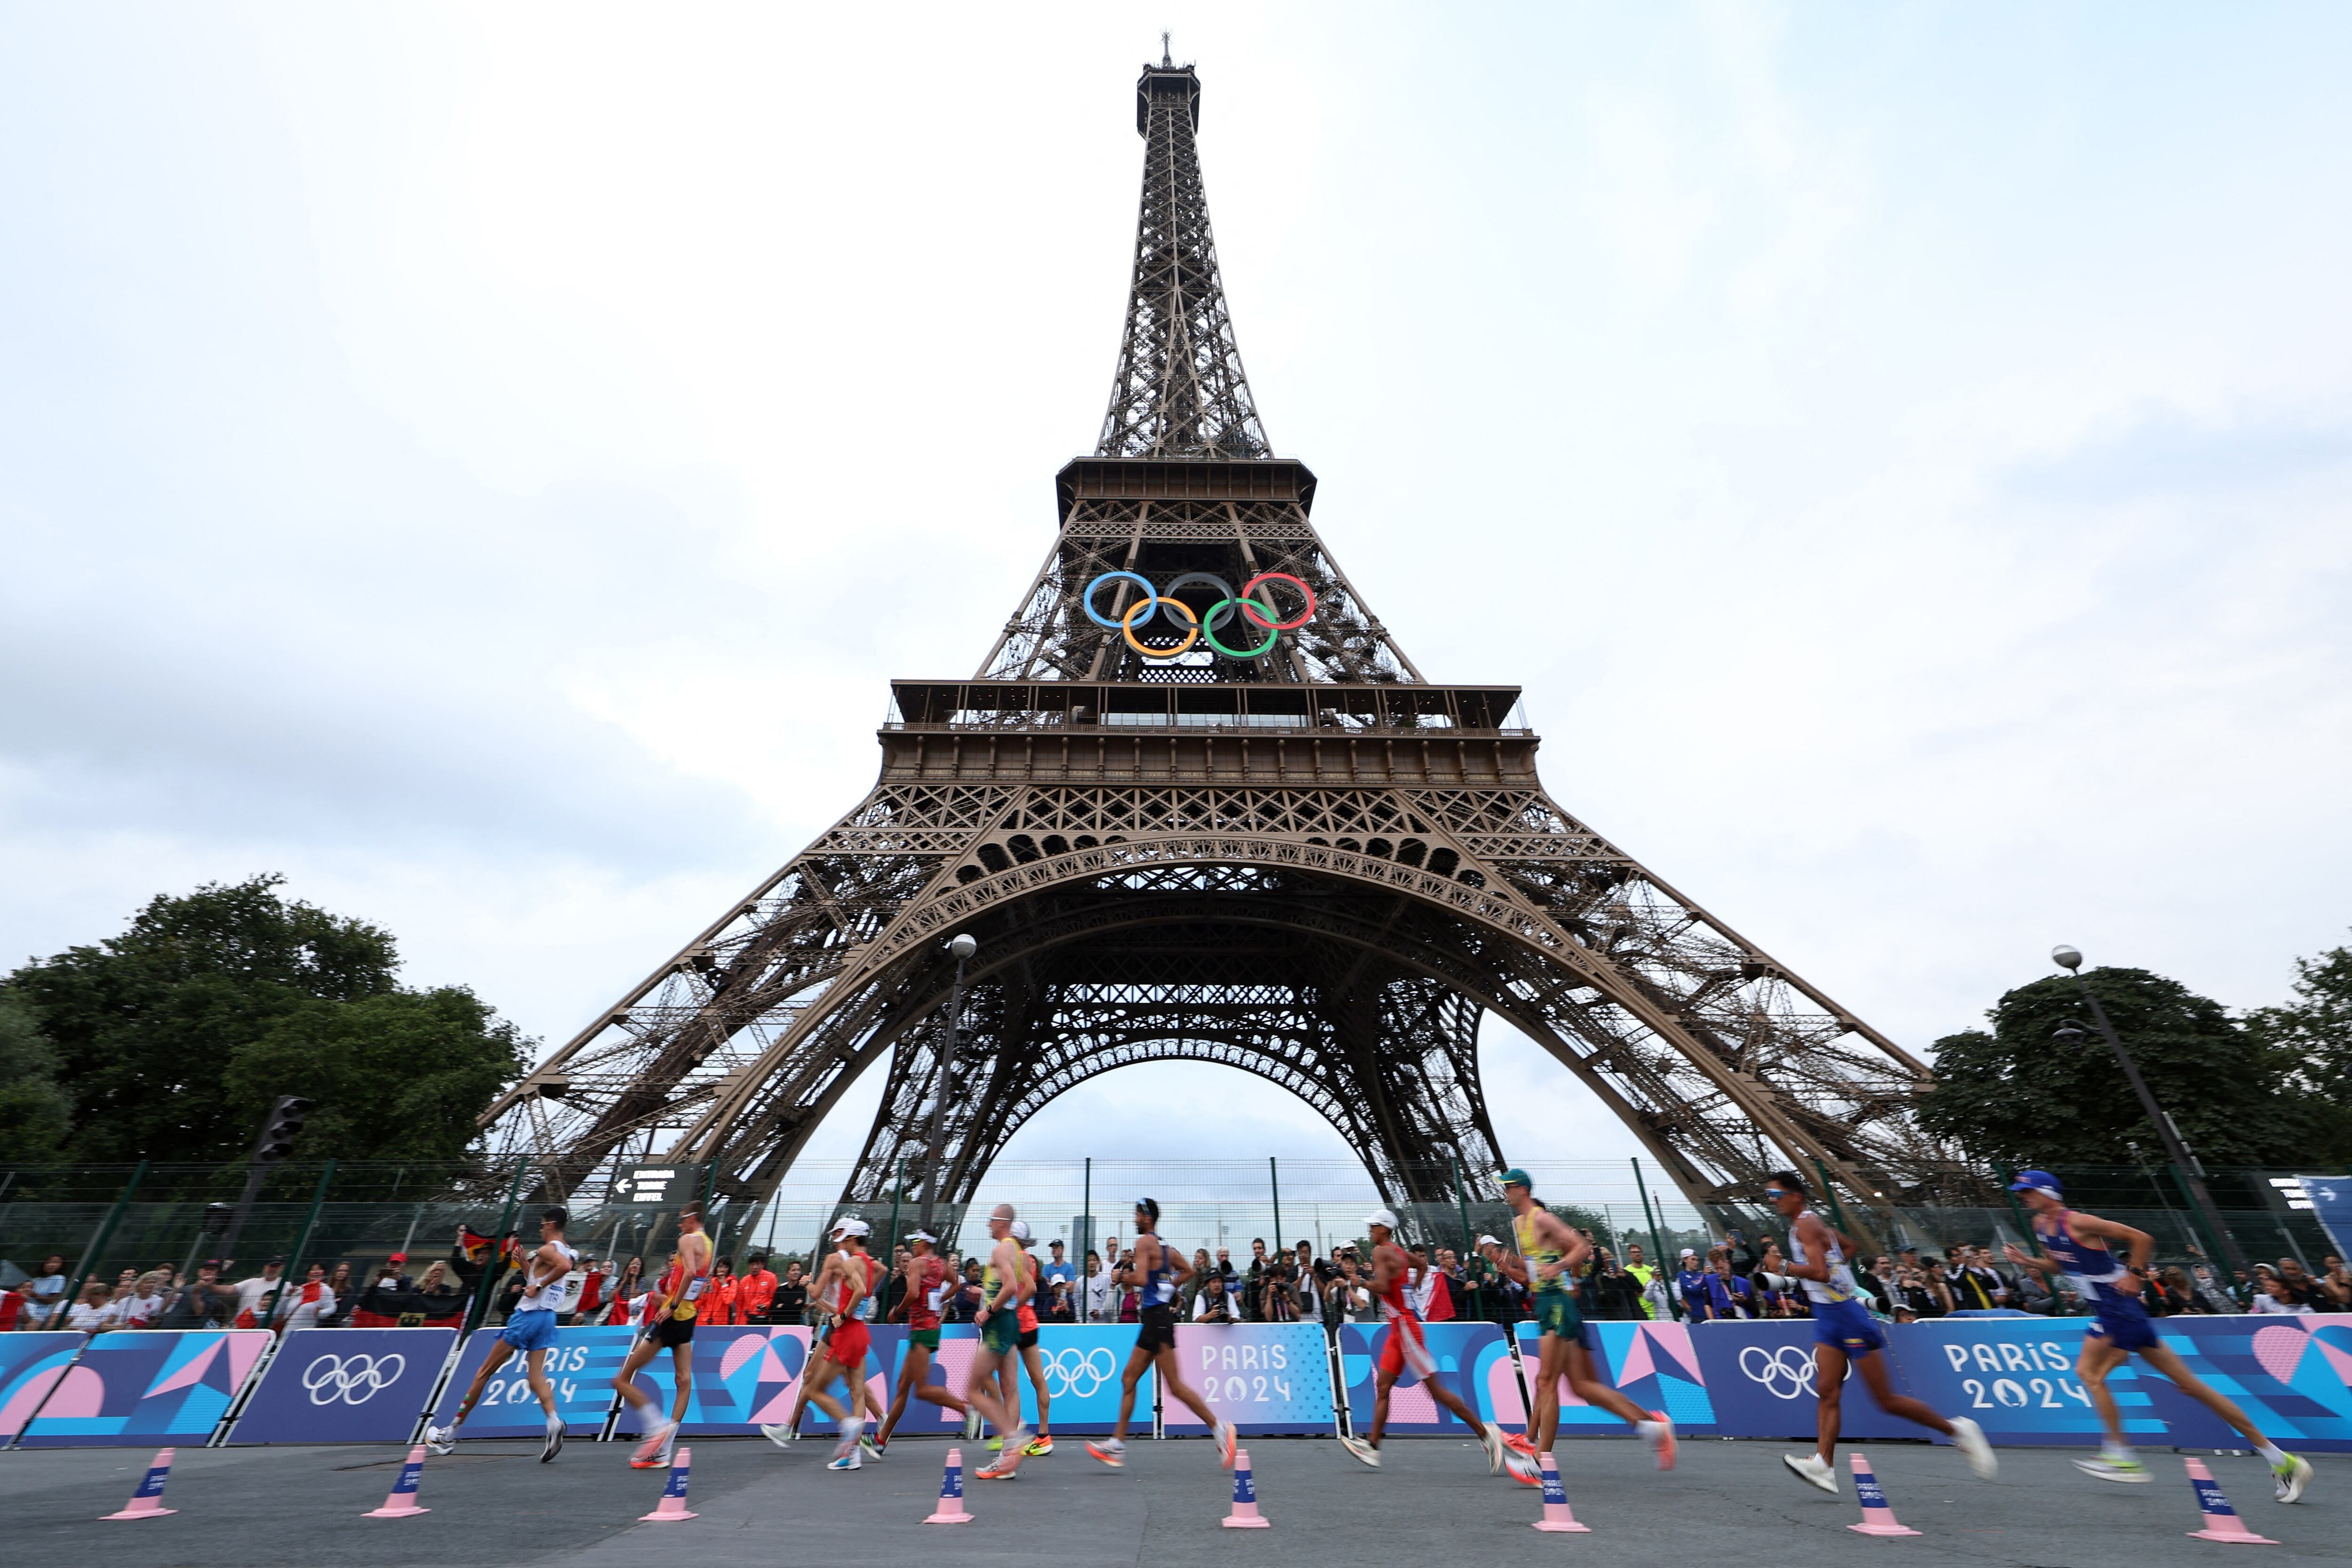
{"left": 11, "top": 1222, "right": 2349, "bottom": 1337}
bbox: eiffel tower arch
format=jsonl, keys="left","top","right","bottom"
{"left": 483, "top": 48, "right": 1942, "bottom": 1235}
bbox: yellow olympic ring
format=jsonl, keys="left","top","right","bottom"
{"left": 1122, "top": 595, "right": 1198, "bottom": 658}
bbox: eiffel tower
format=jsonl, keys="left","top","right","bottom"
{"left": 483, "top": 46, "right": 1941, "bottom": 1237}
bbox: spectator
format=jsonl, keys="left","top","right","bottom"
{"left": 160, "top": 1261, "right": 235, "bottom": 1328}
{"left": 1699, "top": 1248, "right": 1754, "bottom": 1320}
{"left": 1041, "top": 1239, "right": 1075, "bottom": 1295}
{"left": 65, "top": 1281, "right": 119, "bottom": 1332}
{"left": 738, "top": 1253, "right": 778, "bottom": 1323}
{"left": 2185, "top": 1259, "right": 2238, "bottom": 1315}
{"left": 1675, "top": 1250, "right": 1710, "bottom": 1322}
{"left": 2320, "top": 1256, "right": 2352, "bottom": 1310}
{"left": 2274, "top": 1259, "right": 2328, "bottom": 1311}
{"left": 273, "top": 1263, "right": 336, "bottom": 1334}
{"left": 1721, "top": 1227, "right": 1758, "bottom": 1278}
{"left": 1193, "top": 1273, "right": 1233, "bottom": 1323}
{"left": 1861, "top": 1254, "right": 1900, "bottom": 1317}
{"left": 949, "top": 1258, "right": 984, "bottom": 1323}
{"left": 2155, "top": 1266, "right": 2203, "bottom": 1315}
{"left": 414, "top": 1260, "right": 466, "bottom": 1326}
{"left": 1242, "top": 1238, "right": 1271, "bottom": 1323}
{"left": 19, "top": 1254, "right": 69, "bottom": 1329}
{"left": 2014, "top": 1264, "right": 2061, "bottom": 1315}
{"left": 1182, "top": 1248, "right": 1213, "bottom": 1316}
{"left": 773, "top": 1259, "right": 809, "bottom": 1325}
{"left": 231, "top": 1258, "right": 286, "bottom": 1327}
{"left": 2231, "top": 1269, "right": 2258, "bottom": 1311}
{"left": 317, "top": 1262, "right": 356, "bottom": 1326}
{"left": 2251, "top": 1274, "right": 2314, "bottom": 1316}
{"left": 573, "top": 1256, "right": 606, "bottom": 1324}
{"left": 1293, "top": 1242, "right": 1326, "bottom": 1320}
{"left": 350, "top": 1259, "right": 421, "bottom": 1327}
{"left": 120, "top": 1270, "right": 171, "bottom": 1329}
{"left": 383, "top": 1250, "right": 416, "bottom": 1291}
{"left": 1081, "top": 1250, "right": 1115, "bottom": 1323}
{"left": 601, "top": 1258, "right": 646, "bottom": 1325}
{"left": 1622, "top": 1243, "right": 1662, "bottom": 1320}
{"left": 1947, "top": 1246, "right": 2009, "bottom": 1311}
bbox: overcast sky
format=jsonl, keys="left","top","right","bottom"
{"left": 5, "top": 4, "right": 2348, "bottom": 1175}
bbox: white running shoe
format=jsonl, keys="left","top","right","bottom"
{"left": 1339, "top": 1434, "right": 1381, "bottom": 1468}
{"left": 1085, "top": 1437, "right": 1125, "bottom": 1469}
{"left": 424, "top": 1423, "right": 456, "bottom": 1457}
{"left": 1950, "top": 1416, "right": 1997, "bottom": 1481}
{"left": 630, "top": 1418, "right": 677, "bottom": 1469}
{"left": 1783, "top": 1452, "right": 1840, "bottom": 1494}
{"left": 760, "top": 1422, "right": 797, "bottom": 1448}
{"left": 2073, "top": 1455, "right": 2151, "bottom": 1483}
{"left": 2274, "top": 1453, "right": 2312, "bottom": 1505}
{"left": 1216, "top": 1418, "right": 1238, "bottom": 1469}
{"left": 1500, "top": 1444, "right": 1541, "bottom": 1487}
{"left": 826, "top": 1447, "right": 862, "bottom": 1472}
{"left": 964, "top": 1406, "right": 984, "bottom": 1440}
{"left": 1479, "top": 1422, "right": 1508, "bottom": 1475}
{"left": 540, "top": 1414, "right": 564, "bottom": 1463}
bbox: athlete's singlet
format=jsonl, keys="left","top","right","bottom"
{"left": 1514, "top": 1209, "right": 1584, "bottom": 1343}
{"left": 979, "top": 1250, "right": 1019, "bottom": 1354}
{"left": 1791, "top": 1216, "right": 1885, "bottom": 1355}
{"left": 2034, "top": 1209, "right": 2158, "bottom": 1351}
{"left": 904, "top": 1255, "right": 948, "bottom": 1332}
{"left": 1374, "top": 1243, "right": 1437, "bottom": 1377}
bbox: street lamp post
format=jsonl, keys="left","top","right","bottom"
{"left": 919, "top": 933, "right": 978, "bottom": 1234}
{"left": 2049, "top": 944, "right": 2247, "bottom": 1274}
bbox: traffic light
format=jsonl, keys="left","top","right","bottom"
{"left": 252, "top": 1095, "right": 315, "bottom": 1163}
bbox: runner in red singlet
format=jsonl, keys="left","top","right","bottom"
{"left": 1340, "top": 1209, "right": 1534, "bottom": 1481}
{"left": 872, "top": 1227, "right": 967, "bottom": 1452}
{"left": 767, "top": 1218, "right": 879, "bottom": 1470}
{"left": 612, "top": 1202, "right": 711, "bottom": 1469}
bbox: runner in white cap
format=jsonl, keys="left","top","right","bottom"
{"left": 764, "top": 1216, "right": 880, "bottom": 1469}
{"left": 1341, "top": 1209, "right": 1534, "bottom": 1482}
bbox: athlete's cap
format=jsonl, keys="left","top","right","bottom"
{"left": 2009, "top": 1169, "right": 2064, "bottom": 1198}
{"left": 1010, "top": 1220, "right": 1032, "bottom": 1242}
{"left": 1366, "top": 1208, "right": 1400, "bottom": 1231}
{"left": 904, "top": 1228, "right": 937, "bottom": 1244}
{"left": 829, "top": 1217, "right": 870, "bottom": 1238}
{"left": 1497, "top": 1167, "right": 1533, "bottom": 1190}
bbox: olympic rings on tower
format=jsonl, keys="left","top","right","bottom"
{"left": 1080, "top": 570, "right": 1317, "bottom": 661}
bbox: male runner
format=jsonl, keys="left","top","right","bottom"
{"left": 967, "top": 1205, "right": 1034, "bottom": 1479}
{"left": 1482, "top": 1170, "right": 1676, "bottom": 1470}
{"left": 2003, "top": 1170, "right": 2312, "bottom": 1500}
{"left": 873, "top": 1227, "right": 967, "bottom": 1452}
{"left": 1345, "top": 1209, "right": 1534, "bottom": 1480}
{"left": 427, "top": 1206, "right": 575, "bottom": 1461}
{"left": 764, "top": 1218, "right": 880, "bottom": 1469}
{"left": 612, "top": 1202, "right": 712, "bottom": 1468}
{"left": 1087, "top": 1197, "right": 1236, "bottom": 1471}
{"left": 1764, "top": 1171, "right": 1995, "bottom": 1492}
{"left": 995, "top": 1218, "right": 1053, "bottom": 1457}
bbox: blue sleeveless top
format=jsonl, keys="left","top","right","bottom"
{"left": 1138, "top": 1236, "right": 1177, "bottom": 1308}
{"left": 2034, "top": 1210, "right": 2136, "bottom": 1308}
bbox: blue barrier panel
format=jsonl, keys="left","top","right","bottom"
{"left": 1895, "top": 1317, "right": 2119, "bottom": 1447}
{"left": 917, "top": 1324, "right": 1149, "bottom": 1437}
{"left": 229, "top": 1328, "right": 456, "bottom": 1443}
{"left": 19, "top": 1329, "right": 271, "bottom": 1447}
{"left": 1515, "top": 1318, "right": 1720, "bottom": 1435}
{"left": 429, "top": 1325, "right": 637, "bottom": 1438}
{"left": 2139, "top": 1316, "right": 2352, "bottom": 1452}
{"left": 0, "top": 1332, "right": 86, "bottom": 1439}
{"left": 1165, "top": 1323, "right": 1335, "bottom": 1435}
{"left": 1685, "top": 1319, "right": 1922, "bottom": 1441}
{"left": 1337, "top": 1321, "right": 1513, "bottom": 1436}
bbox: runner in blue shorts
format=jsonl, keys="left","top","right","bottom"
{"left": 1765, "top": 1173, "right": 1993, "bottom": 1495}
{"left": 427, "top": 1206, "right": 578, "bottom": 1463}
{"left": 2004, "top": 1170, "right": 2311, "bottom": 1500}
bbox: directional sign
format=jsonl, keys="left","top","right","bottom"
{"left": 610, "top": 1164, "right": 705, "bottom": 1204}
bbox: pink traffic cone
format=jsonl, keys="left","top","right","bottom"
{"left": 1847, "top": 1452, "right": 1920, "bottom": 1536}
{"left": 1222, "top": 1448, "right": 1271, "bottom": 1528}
{"left": 638, "top": 1446, "right": 698, "bottom": 1522}
{"left": 362, "top": 1445, "right": 431, "bottom": 1518}
{"left": 1530, "top": 1452, "right": 1591, "bottom": 1533}
{"left": 2184, "top": 1457, "right": 2279, "bottom": 1545}
{"left": 102, "top": 1449, "right": 178, "bottom": 1520}
{"left": 925, "top": 1446, "right": 974, "bottom": 1524}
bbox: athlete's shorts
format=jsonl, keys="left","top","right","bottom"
{"left": 2086, "top": 1296, "right": 2160, "bottom": 1353}
{"left": 1378, "top": 1313, "right": 1439, "bottom": 1379}
{"left": 908, "top": 1328, "right": 940, "bottom": 1351}
{"left": 1531, "top": 1289, "right": 1584, "bottom": 1345}
{"left": 1136, "top": 1303, "right": 1179, "bottom": 1354}
{"left": 980, "top": 1310, "right": 1020, "bottom": 1356}
{"left": 826, "top": 1318, "right": 872, "bottom": 1372}
{"left": 1017, "top": 1326, "right": 1039, "bottom": 1350}
{"left": 640, "top": 1313, "right": 695, "bottom": 1350}
{"left": 1810, "top": 1297, "right": 1887, "bottom": 1356}
{"left": 500, "top": 1307, "right": 560, "bottom": 1354}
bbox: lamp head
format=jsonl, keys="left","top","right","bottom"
{"left": 2051, "top": 943, "right": 2083, "bottom": 972}
{"left": 947, "top": 933, "right": 978, "bottom": 961}
{"left": 2053, "top": 1019, "right": 2089, "bottom": 1045}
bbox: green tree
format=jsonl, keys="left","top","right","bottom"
{"left": 1919, "top": 966, "right": 2330, "bottom": 1171}
{"left": 8, "top": 875, "right": 528, "bottom": 1166}
{"left": 2245, "top": 934, "right": 2352, "bottom": 1167}
{"left": 0, "top": 990, "right": 72, "bottom": 1162}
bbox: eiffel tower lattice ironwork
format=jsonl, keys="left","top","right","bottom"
{"left": 482, "top": 50, "right": 1942, "bottom": 1235}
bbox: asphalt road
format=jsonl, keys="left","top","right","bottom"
{"left": 4, "top": 1434, "right": 2340, "bottom": 1566}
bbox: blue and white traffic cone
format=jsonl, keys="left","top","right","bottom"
{"left": 2185, "top": 1457, "right": 2278, "bottom": 1545}
{"left": 1531, "top": 1452, "right": 1590, "bottom": 1533}
{"left": 103, "top": 1449, "right": 178, "bottom": 1520}
{"left": 639, "top": 1445, "right": 698, "bottom": 1522}
{"left": 363, "top": 1444, "right": 431, "bottom": 1517}
{"left": 1222, "top": 1448, "right": 1270, "bottom": 1528}
{"left": 925, "top": 1446, "right": 973, "bottom": 1523}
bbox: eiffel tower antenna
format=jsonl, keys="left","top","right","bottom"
{"left": 1161, "top": 30, "right": 1172, "bottom": 68}
{"left": 483, "top": 54, "right": 1947, "bottom": 1248}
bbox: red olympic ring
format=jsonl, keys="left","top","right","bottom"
{"left": 1235, "top": 572, "right": 1316, "bottom": 631}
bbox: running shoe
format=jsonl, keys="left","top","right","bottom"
{"left": 859, "top": 1433, "right": 886, "bottom": 1461}
{"left": 424, "top": 1423, "right": 456, "bottom": 1457}
{"left": 826, "top": 1448, "right": 862, "bottom": 1472}
{"left": 2073, "top": 1455, "right": 2150, "bottom": 1484}
{"left": 759, "top": 1422, "right": 797, "bottom": 1448}
{"left": 1645, "top": 1411, "right": 1678, "bottom": 1471}
{"left": 1502, "top": 1430, "right": 1538, "bottom": 1458}
{"left": 1950, "top": 1416, "right": 1998, "bottom": 1482}
{"left": 1782, "top": 1452, "right": 1839, "bottom": 1494}
{"left": 1085, "top": 1437, "right": 1126, "bottom": 1469}
{"left": 1479, "top": 1422, "right": 1509, "bottom": 1475}
{"left": 1216, "top": 1418, "right": 1238, "bottom": 1470}
{"left": 2274, "top": 1453, "right": 2312, "bottom": 1505}
{"left": 1501, "top": 1445, "right": 1542, "bottom": 1487}
{"left": 985, "top": 1436, "right": 1004, "bottom": 1451}
{"left": 999, "top": 1426, "right": 1033, "bottom": 1471}
{"left": 1024, "top": 1434, "right": 1055, "bottom": 1457}
{"left": 1338, "top": 1434, "right": 1381, "bottom": 1469}
{"left": 963, "top": 1406, "right": 984, "bottom": 1440}
{"left": 629, "top": 1419, "right": 677, "bottom": 1469}
{"left": 540, "top": 1414, "right": 564, "bottom": 1464}
{"left": 975, "top": 1457, "right": 1022, "bottom": 1481}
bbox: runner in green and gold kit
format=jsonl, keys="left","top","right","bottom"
{"left": 1483, "top": 1168, "right": 1677, "bottom": 1469}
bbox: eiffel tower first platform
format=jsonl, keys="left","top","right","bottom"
{"left": 482, "top": 48, "right": 1942, "bottom": 1236}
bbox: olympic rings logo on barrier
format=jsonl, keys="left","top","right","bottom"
{"left": 1738, "top": 1345, "right": 1816, "bottom": 1400}
{"left": 1041, "top": 1346, "right": 1116, "bottom": 1399}
{"left": 301, "top": 1352, "right": 407, "bottom": 1406}
{"left": 1081, "top": 570, "right": 1316, "bottom": 660}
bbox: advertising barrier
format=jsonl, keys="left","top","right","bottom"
{"left": 1165, "top": 1323, "right": 1335, "bottom": 1435}
{"left": 0, "top": 1332, "right": 86, "bottom": 1439}
{"left": 995, "top": 1325, "right": 1151, "bottom": 1436}
{"left": 18, "top": 1329, "right": 271, "bottom": 1447}
{"left": 429, "top": 1325, "right": 639, "bottom": 1439}
{"left": 230, "top": 1328, "right": 457, "bottom": 1443}
{"left": 1338, "top": 1322, "right": 1519, "bottom": 1436}
{"left": 616, "top": 1324, "right": 883, "bottom": 1437}
{"left": 1686, "top": 1318, "right": 1923, "bottom": 1442}
{"left": 1516, "top": 1318, "right": 1720, "bottom": 1435}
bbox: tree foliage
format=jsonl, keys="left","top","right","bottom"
{"left": 2245, "top": 934, "right": 2352, "bottom": 1167}
{"left": 0, "top": 991, "right": 72, "bottom": 1163}
{"left": 8, "top": 876, "right": 529, "bottom": 1167}
{"left": 1918, "top": 966, "right": 2332, "bottom": 1171}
